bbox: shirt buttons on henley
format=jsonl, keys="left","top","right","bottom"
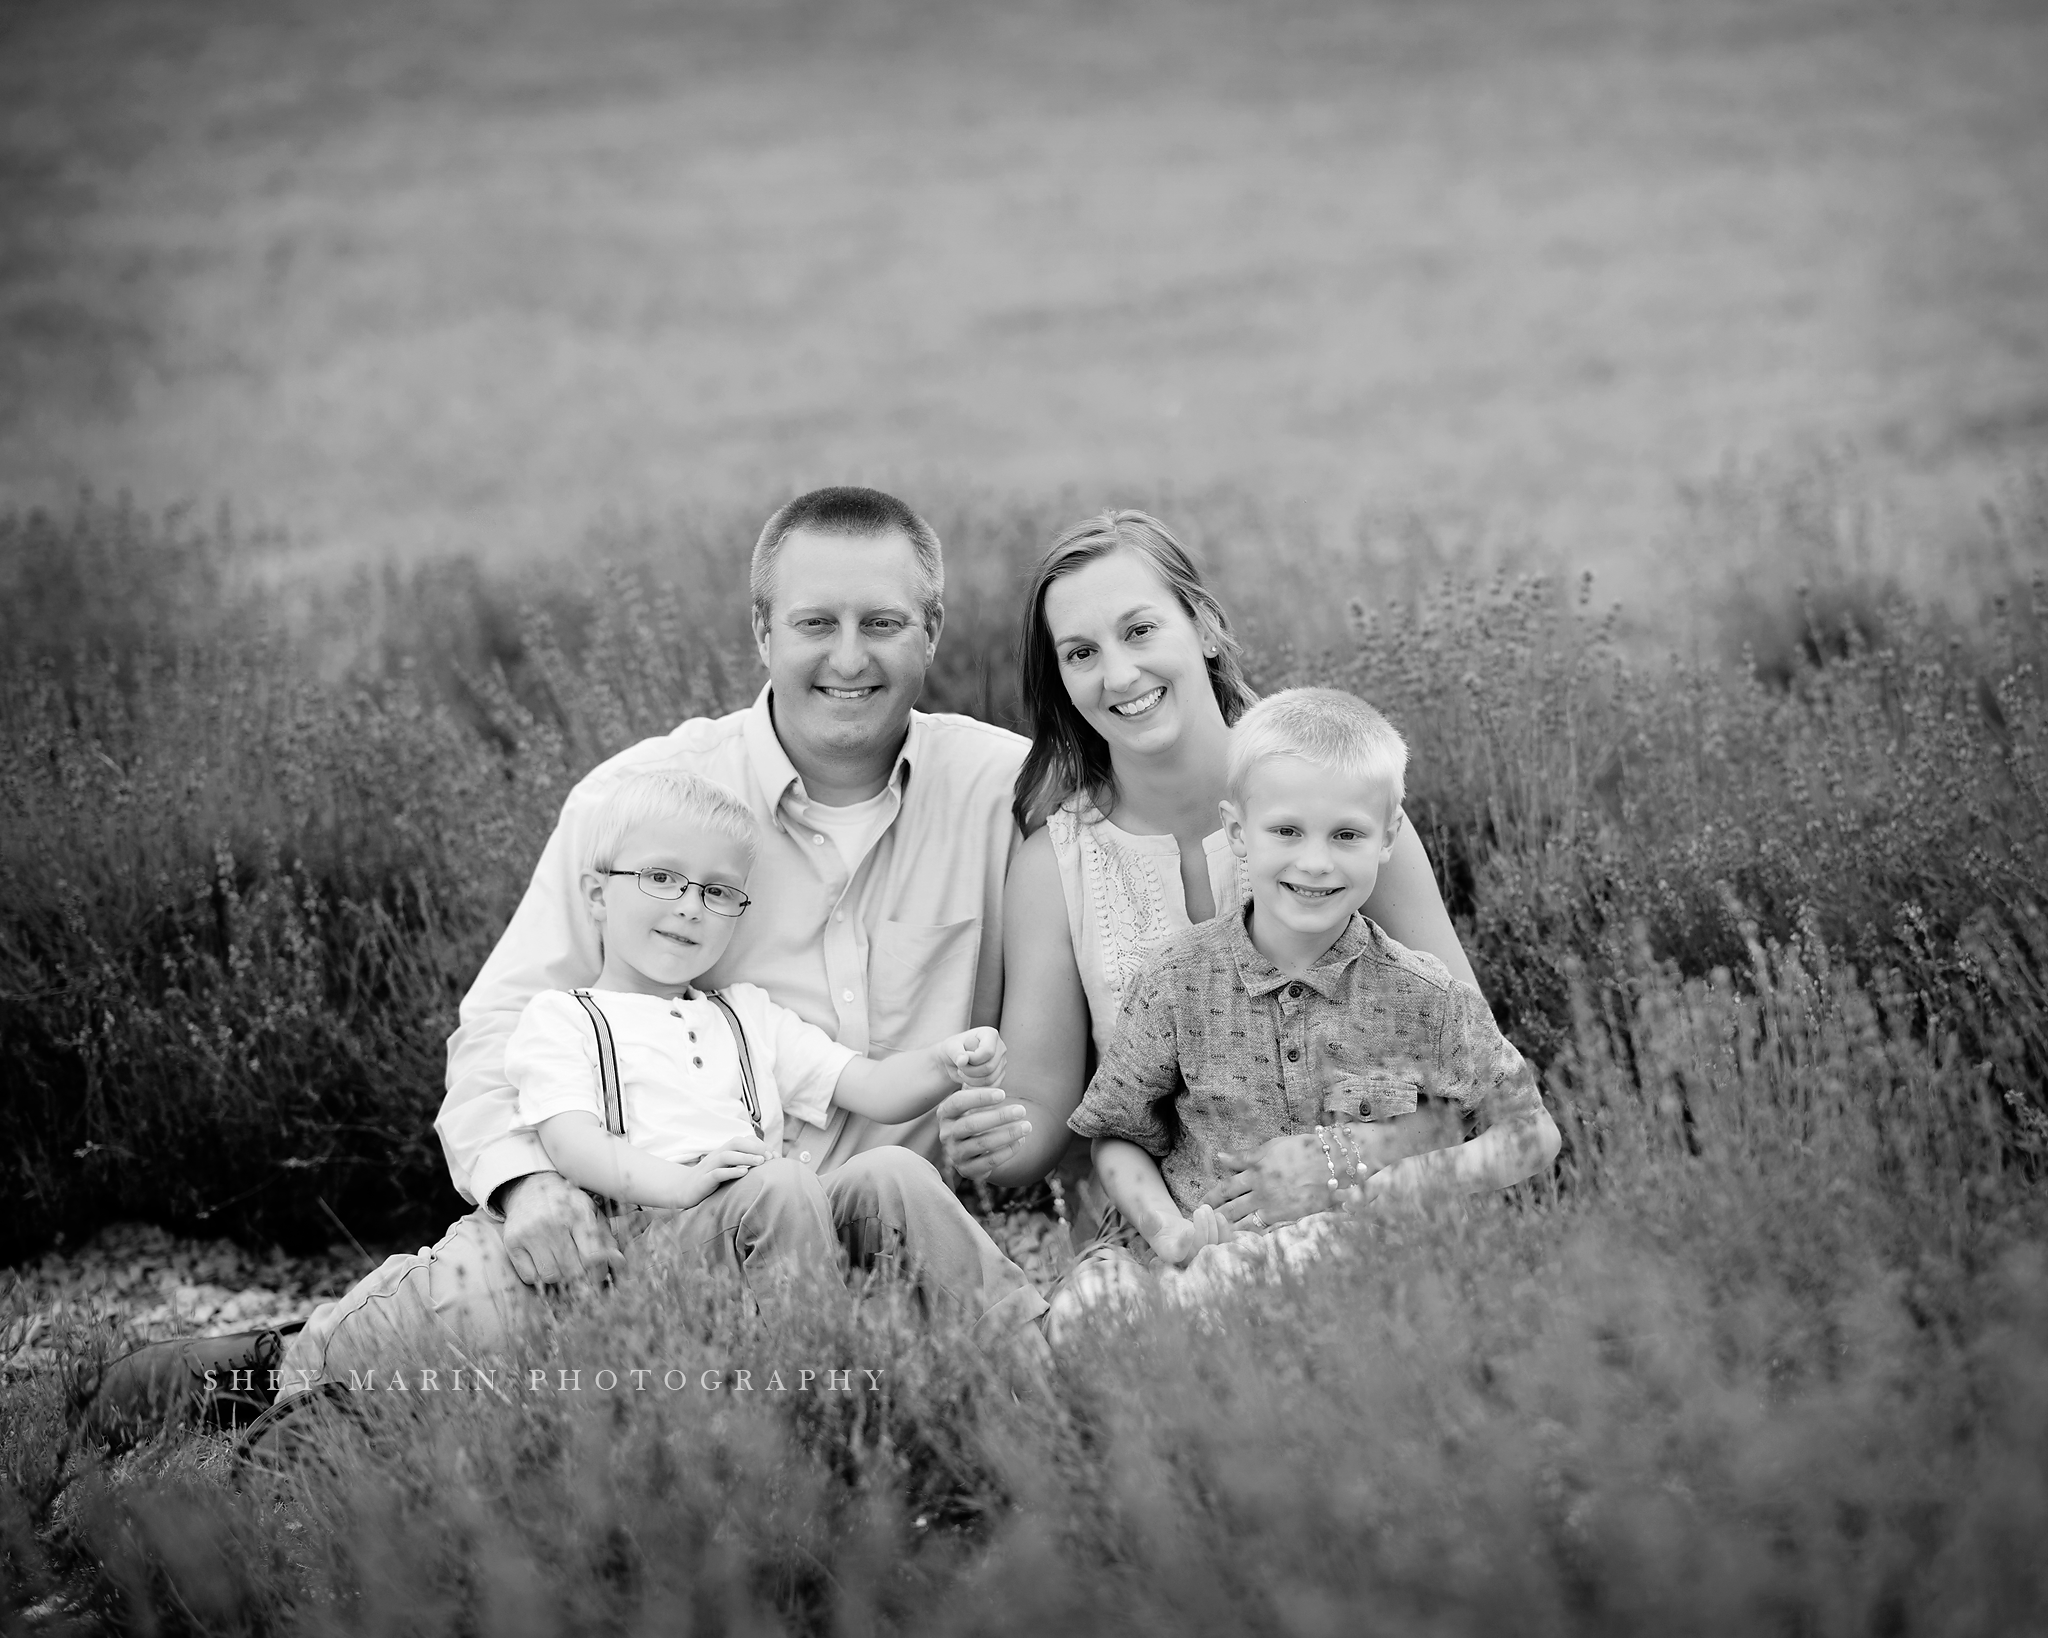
{"left": 842, "top": 989, "right": 855, "bottom": 1003}
{"left": 1287, "top": 1048, "right": 1301, "bottom": 1062}
{"left": 1287, "top": 984, "right": 1303, "bottom": 998}
{"left": 798, "top": 1151, "right": 812, "bottom": 1163}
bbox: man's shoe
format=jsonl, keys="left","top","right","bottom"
{"left": 78, "top": 1327, "right": 292, "bottom": 1449}
{"left": 233, "top": 1383, "right": 362, "bottom": 1477}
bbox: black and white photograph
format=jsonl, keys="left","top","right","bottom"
{"left": 3, "top": 0, "right": 2045, "bottom": 1632}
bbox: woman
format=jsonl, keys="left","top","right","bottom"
{"left": 939, "top": 510, "right": 1485, "bottom": 1238}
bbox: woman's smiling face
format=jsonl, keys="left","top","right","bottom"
{"left": 1041, "top": 548, "right": 1221, "bottom": 759}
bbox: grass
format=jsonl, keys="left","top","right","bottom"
{"left": 1, "top": 473, "right": 2045, "bottom": 1631}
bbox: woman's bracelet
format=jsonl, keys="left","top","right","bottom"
{"left": 1314, "top": 1125, "right": 1345, "bottom": 1198}
{"left": 1333, "top": 1123, "right": 1364, "bottom": 1183}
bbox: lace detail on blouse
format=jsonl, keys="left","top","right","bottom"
{"left": 1079, "top": 811, "right": 1169, "bottom": 1023}
{"left": 1046, "top": 797, "right": 1245, "bottom": 1061}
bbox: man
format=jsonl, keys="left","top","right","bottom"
{"left": 86, "top": 487, "right": 1047, "bottom": 1443}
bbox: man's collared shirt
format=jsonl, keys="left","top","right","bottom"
{"left": 1069, "top": 905, "right": 1545, "bottom": 1215}
{"left": 439, "top": 685, "right": 1027, "bottom": 1209}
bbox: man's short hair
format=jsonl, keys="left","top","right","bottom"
{"left": 1225, "top": 687, "right": 1407, "bottom": 822}
{"left": 587, "top": 768, "right": 761, "bottom": 877}
{"left": 749, "top": 486, "right": 944, "bottom": 630}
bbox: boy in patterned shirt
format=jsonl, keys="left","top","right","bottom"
{"left": 1066, "top": 688, "right": 1558, "bottom": 1292}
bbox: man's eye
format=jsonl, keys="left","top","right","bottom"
{"left": 866, "top": 618, "right": 904, "bottom": 632}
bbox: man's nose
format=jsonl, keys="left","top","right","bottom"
{"left": 827, "top": 622, "right": 867, "bottom": 677}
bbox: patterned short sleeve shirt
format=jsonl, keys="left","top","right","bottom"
{"left": 1068, "top": 906, "right": 1547, "bottom": 1215}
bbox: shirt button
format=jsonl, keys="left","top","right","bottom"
{"left": 1288, "top": 984, "right": 1303, "bottom": 998}
{"left": 1287, "top": 1048, "right": 1300, "bottom": 1062}
{"left": 812, "top": 834, "right": 825, "bottom": 846}
{"left": 692, "top": 1056, "right": 703, "bottom": 1068}
{"left": 842, "top": 989, "right": 855, "bottom": 1003}
{"left": 834, "top": 911, "right": 845, "bottom": 922}
{"left": 798, "top": 1151, "right": 812, "bottom": 1163}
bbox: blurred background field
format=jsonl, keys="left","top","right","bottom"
{"left": 3, "top": 0, "right": 2046, "bottom": 576}
{"left": 6, "top": 0, "right": 2048, "bottom": 1629}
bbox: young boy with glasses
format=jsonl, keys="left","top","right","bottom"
{"left": 507, "top": 767, "right": 1007, "bottom": 1277}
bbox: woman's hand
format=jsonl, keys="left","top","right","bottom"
{"left": 938, "top": 1087, "right": 1034, "bottom": 1180}
{"left": 1202, "top": 1134, "right": 1338, "bottom": 1229}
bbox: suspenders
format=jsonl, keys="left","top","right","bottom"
{"left": 702, "top": 990, "right": 766, "bottom": 1141}
{"left": 568, "top": 988, "right": 763, "bottom": 1221}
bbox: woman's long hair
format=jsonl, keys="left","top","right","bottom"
{"left": 1011, "top": 510, "right": 1257, "bottom": 833}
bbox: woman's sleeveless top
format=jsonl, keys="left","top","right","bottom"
{"left": 1045, "top": 796, "right": 1248, "bottom": 1061}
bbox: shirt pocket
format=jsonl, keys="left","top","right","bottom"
{"left": 868, "top": 916, "right": 981, "bottom": 1052}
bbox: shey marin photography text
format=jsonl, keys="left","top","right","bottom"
{"left": 214, "top": 1364, "right": 890, "bottom": 1397}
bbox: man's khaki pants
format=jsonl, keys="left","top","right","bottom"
{"left": 278, "top": 1149, "right": 1047, "bottom": 1398}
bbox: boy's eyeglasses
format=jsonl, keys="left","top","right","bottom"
{"left": 606, "top": 868, "right": 752, "bottom": 917}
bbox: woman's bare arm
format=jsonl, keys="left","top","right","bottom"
{"left": 938, "top": 827, "right": 1089, "bottom": 1184}
{"left": 1363, "top": 815, "right": 1479, "bottom": 990}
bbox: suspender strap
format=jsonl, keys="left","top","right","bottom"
{"left": 705, "top": 989, "right": 766, "bottom": 1141}
{"left": 570, "top": 989, "right": 626, "bottom": 1220}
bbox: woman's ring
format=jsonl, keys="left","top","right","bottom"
{"left": 1250, "top": 1209, "right": 1269, "bottom": 1232}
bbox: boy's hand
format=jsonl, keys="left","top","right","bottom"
{"left": 1144, "top": 1202, "right": 1235, "bottom": 1267}
{"left": 942, "top": 1027, "right": 1007, "bottom": 1089}
{"left": 683, "top": 1136, "right": 770, "bottom": 1203}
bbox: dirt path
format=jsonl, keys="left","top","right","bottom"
{"left": 3, "top": 1209, "right": 1075, "bottom": 1384}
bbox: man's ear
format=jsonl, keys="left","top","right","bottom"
{"left": 922, "top": 600, "right": 945, "bottom": 662}
{"left": 1220, "top": 798, "right": 1249, "bottom": 858}
{"left": 751, "top": 606, "right": 772, "bottom": 671}
{"left": 579, "top": 870, "right": 610, "bottom": 924}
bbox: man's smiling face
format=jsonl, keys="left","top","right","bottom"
{"left": 753, "top": 526, "right": 940, "bottom": 769}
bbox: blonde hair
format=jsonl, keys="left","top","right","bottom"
{"left": 1226, "top": 688, "right": 1406, "bottom": 822}
{"left": 587, "top": 768, "right": 760, "bottom": 876}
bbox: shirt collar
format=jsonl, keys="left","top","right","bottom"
{"left": 743, "top": 685, "right": 921, "bottom": 830}
{"left": 1228, "top": 902, "right": 1381, "bottom": 999}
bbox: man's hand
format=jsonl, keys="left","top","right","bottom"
{"left": 937, "top": 1087, "right": 1033, "bottom": 1181}
{"left": 1201, "top": 1134, "right": 1335, "bottom": 1229}
{"left": 941, "top": 1027, "right": 1008, "bottom": 1089}
{"left": 496, "top": 1171, "right": 627, "bottom": 1289}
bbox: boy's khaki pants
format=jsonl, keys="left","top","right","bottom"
{"left": 277, "top": 1149, "right": 1047, "bottom": 1397}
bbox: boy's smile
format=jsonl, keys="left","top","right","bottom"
{"left": 582, "top": 817, "right": 753, "bottom": 997}
{"left": 1222, "top": 757, "right": 1400, "bottom": 974}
